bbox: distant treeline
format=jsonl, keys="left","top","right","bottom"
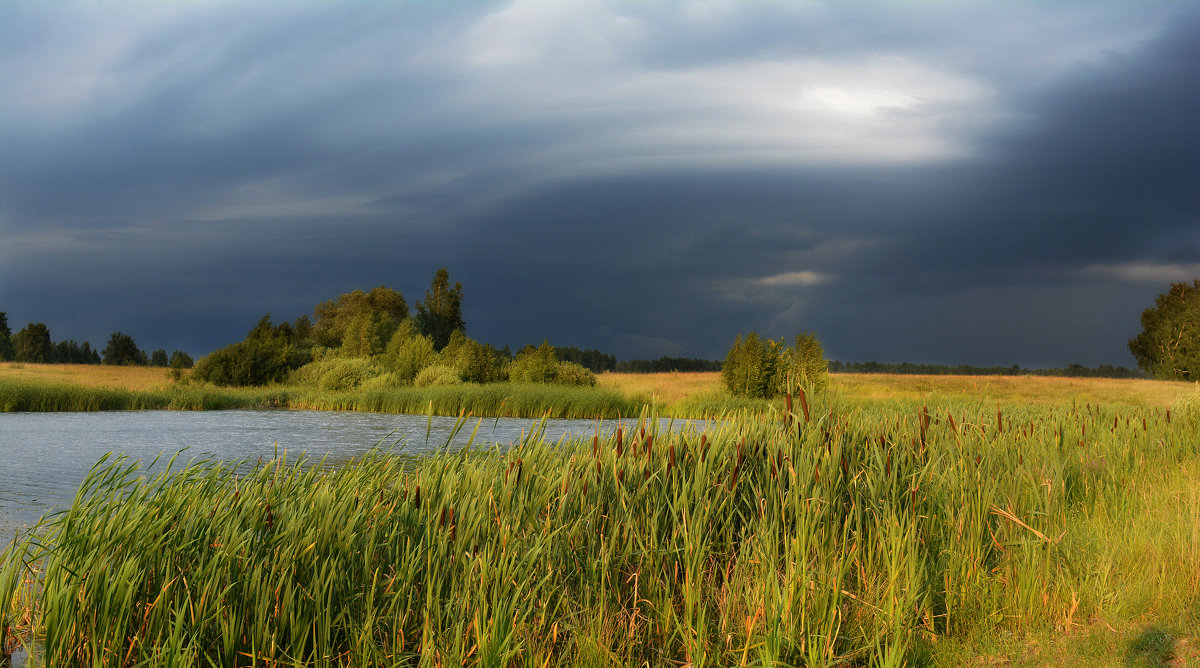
{"left": 827, "top": 360, "right": 1144, "bottom": 379}
{"left": 0, "top": 311, "right": 192, "bottom": 369}
{"left": 555, "top": 346, "right": 722, "bottom": 373}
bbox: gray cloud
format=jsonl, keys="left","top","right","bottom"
{"left": 1, "top": 1, "right": 1196, "bottom": 366}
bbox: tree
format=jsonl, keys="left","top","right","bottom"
{"left": 0, "top": 312, "right": 13, "bottom": 361}
{"left": 1128, "top": 280, "right": 1200, "bottom": 381}
{"left": 169, "top": 350, "right": 194, "bottom": 369}
{"left": 12, "top": 323, "right": 53, "bottom": 363}
{"left": 312, "top": 286, "right": 407, "bottom": 349}
{"left": 721, "top": 331, "right": 829, "bottom": 398}
{"left": 150, "top": 348, "right": 169, "bottom": 367}
{"left": 415, "top": 268, "right": 464, "bottom": 351}
{"left": 192, "top": 315, "right": 309, "bottom": 386}
{"left": 102, "top": 331, "right": 148, "bottom": 366}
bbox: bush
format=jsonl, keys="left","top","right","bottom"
{"left": 382, "top": 322, "right": 437, "bottom": 385}
{"left": 508, "top": 342, "right": 559, "bottom": 384}
{"left": 193, "top": 316, "right": 310, "bottom": 387}
{"left": 317, "top": 358, "right": 385, "bottom": 391}
{"left": 721, "top": 331, "right": 828, "bottom": 398}
{"left": 414, "top": 364, "right": 463, "bottom": 388}
{"left": 556, "top": 361, "right": 597, "bottom": 387}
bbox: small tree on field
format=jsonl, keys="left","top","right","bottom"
{"left": 150, "top": 349, "right": 169, "bottom": 367}
{"left": 1128, "top": 280, "right": 1200, "bottom": 381}
{"left": 722, "top": 330, "right": 828, "bottom": 398}
{"left": 102, "top": 332, "right": 148, "bottom": 366}
{"left": 13, "top": 323, "right": 53, "bottom": 363}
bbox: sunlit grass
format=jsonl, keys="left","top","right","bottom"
{"left": 3, "top": 392, "right": 1197, "bottom": 666}
{"left": 0, "top": 362, "right": 182, "bottom": 391}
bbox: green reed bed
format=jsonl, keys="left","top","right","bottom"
{"left": 0, "top": 378, "right": 637, "bottom": 419}
{"left": 3, "top": 395, "right": 1198, "bottom": 667}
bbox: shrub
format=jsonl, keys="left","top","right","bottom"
{"left": 414, "top": 364, "right": 463, "bottom": 388}
{"left": 721, "top": 331, "right": 828, "bottom": 398}
{"left": 383, "top": 322, "right": 437, "bottom": 385}
{"left": 317, "top": 358, "right": 385, "bottom": 391}
{"left": 1172, "top": 386, "right": 1200, "bottom": 423}
{"left": 556, "top": 361, "right": 597, "bottom": 387}
{"left": 508, "top": 341, "right": 559, "bottom": 384}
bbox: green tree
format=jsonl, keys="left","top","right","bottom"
{"left": 0, "top": 312, "right": 13, "bottom": 361}
{"left": 721, "top": 332, "right": 777, "bottom": 398}
{"left": 382, "top": 320, "right": 437, "bottom": 385}
{"left": 508, "top": 341, "right": 559, "bottom": 383}
{"left": 193, "top": 315, "right": 310, "bottom": 386}
{"left": 169, "top": 350, "right": 194, "bottom": 369}
{"left": 415, "top": 268, "right": 464, "bottom": 351}
{"left": 102, "top": 332, "right": 148, "bottom": 366}
{"left": 1128, "top": 280, "right": 1200, "bottom": 381}
{"left": 312, "top": 286, "right": 407, "bottom": 349}
{"left": 13, "top": 323, "right": 53, "bottom": 363}
{"left": 150, "top": 349, "right": 169, "bottom": 367}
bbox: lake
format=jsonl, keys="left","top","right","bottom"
{"left": 0, "top": 409, "right": 690, "bottom": 540}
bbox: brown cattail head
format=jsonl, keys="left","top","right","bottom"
{"left": 1113, "top": 416, "right": 1118, "bottom": 431}
{"left": 617, "top": 468, "right": 625, "bottom": 485}
{"left": 1143, "top": 417, "right": 1147, "bottom": 432}
{"left": 669, "top": 444, "right": 676, "bottom": 469}
{"left": 886, "top": 452, "right": 892, "bottom": 478}
{"left": 616, "top": 429, "right": 624, "bottom": 458}
{"left": 414, "top": 485, "right": 421, "bottom": 509}
{"left": 798, "top": 387, "right": 811, "bottom": 422}
{"left": 439, "top": 506, "right": 447, "bottom": 527}
{"left": 593, "top": 435, "right": 599, "bottom": 458}
{"left": 785, "top": 392, "right": 793, "bottom": 422}
{"left": 516, "top": 459, "right": 523, "bottom": 485}
{"left": 1167, "top": 409, "right": 1171, "bottom": 424}
{"left": 948, "top": 412, "right": 958, "bottom": 433}
{"left": 813, "top": 463, "right": 821, "bottom": 483}
{"left": 997, "top": 408, "right": 1003, "bottom": 434}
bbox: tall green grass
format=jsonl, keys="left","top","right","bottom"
{"left": 3, "top": 395, "right": 1198, "bottom": 666}
{"left": 0, "top": 378, "right": 638, "bottom": 418}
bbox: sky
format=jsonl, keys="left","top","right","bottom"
{"left": 2, "top": 1, "right": 1198, "bottom": 366}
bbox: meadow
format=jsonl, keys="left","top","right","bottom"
{"left": 2, "top": 372, "right": 1199, "bottom": 666}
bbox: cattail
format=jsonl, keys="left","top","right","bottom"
{"left": 617, "top": 468, "right": 625, "bottom": 485}
{"left": 1113, "top": 416, "right": 1118, "bottom": 431}
{"left": 516, "top": 459, "right": 523, "bottom": 485}
{"left": 669, "top": 444, "right": 676, "bottom": 470}
{"left": 785, "top": 392, "right": 793, "bottom": 427}
{"left": 616, "top": 429, "right": 624, "bottom": 458}
{"left": 886, "top": 452, "right": 892, "bottom": 478}
{"left": 414, "top": 485, "right": 421, "bottom": 509}
{"left": 1166, "top": 409, "right": 1171, "bottom": 424}
{"left": 840, "top": 454, "right": 849, "bottom": 476}
{"left": 1143, "top": 417, "right": 1147, "bottom": 432}
{"left": 814, "top": 463, "right": 821, "bottom": 483}
{"left": 997, "top": 408, "right": 1003, "bottom": 434}
{"left": 593, "top": 435, "right": 599, "bottom": 458}
{"left": 596, "top": 460, "right": 601, "bottom": 476}
{"left": 646, "top": 433, "right": 653, "bottom": 458}
{"left": 439, "top": 506, "right": 447, "bottom": 527}
{"left": 583, "top": 480, "right": 588, "bottom": 496}
{"left": 798, "top": 387, "right": 811, "bottom": 422}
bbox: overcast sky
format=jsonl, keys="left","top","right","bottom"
{"left": 2, "top": 1, "right": 1198, "bottom": 366}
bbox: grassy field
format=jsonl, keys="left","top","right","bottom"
{"left": 0, "top": 362, "right": 180, "bottom": 391}
{"left": 3, "top": 391, "right": 1198, "bottom": 666}
{"left": 4, "top": 363, "right": 1193, "bottom": 417}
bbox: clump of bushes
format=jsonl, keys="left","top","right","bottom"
{"left": 414, "top": 364, "right": 463, "bottom": 387}
{"left": 721, "top": 331, "right": 827, "bottom": 398}
{"left": 193, "top": 316, "right": 311, "bottom": 387}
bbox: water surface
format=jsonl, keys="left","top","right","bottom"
{"left": 0, "top": 409, "right": 683, "bottom": 539}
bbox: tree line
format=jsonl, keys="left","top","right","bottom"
{"left": 826, "top": 360, "right": 1143, "bottom": 379}
{"left": 0, "top": 312, "right": 192, "bottom": 370}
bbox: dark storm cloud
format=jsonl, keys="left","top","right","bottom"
{"left": 1, "top": 1, "right": 1196, "bottom": 365}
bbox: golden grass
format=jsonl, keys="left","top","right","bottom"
{"left": 4, "top": 364, "right": 1192, "bottom": 412}
{"left": 830, "top": 373, "right": 1193, "bottom": 407}
{"left": 598, "top": 370, "right": 1194, "bottom": 409}
{"left": 0, "top": 362, "right": 181, "bottom": 391}
{"left": 595, "top": 370, "right": 721, "bottom": 405}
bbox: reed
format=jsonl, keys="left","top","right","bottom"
{"left": 3, "top": 393, "right": 1198, "bottom": 666}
